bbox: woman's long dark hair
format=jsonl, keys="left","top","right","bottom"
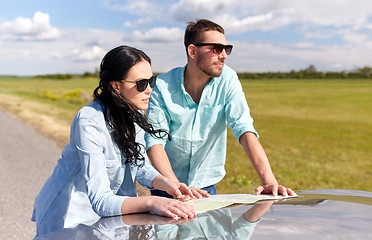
{"left": 93, "top": 45, "right": 169, "bottom": 166}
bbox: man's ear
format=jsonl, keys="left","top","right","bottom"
{"left": 110, "top": 81, "right": 120, "bottom": 94}
{"left": 187, "top": 44, "right": 197, "bottom": 60}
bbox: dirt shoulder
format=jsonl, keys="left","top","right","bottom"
{"left": 0, "top": 93, "right": 149, "bottom": 196}
{"left": 0, "top": 93, "right": 70, "bottom": 148}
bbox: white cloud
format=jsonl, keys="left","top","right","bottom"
{"left": 136, "top": 17, "right": 153, "bottom": 26}
{"left": 2, "top": 1, "right": 372, "bottom": 75}
{"left": 75, "top": 46, "right": 106, "bottom": 62}
{"left": 170, "top": 0, "right": 238, "bottom": 21}
{"left": 333, "top": 63, "right": 343, "bottom": 69}
{"left": 103, "top": 0, "right": 159, "bottom": 15}
{"left": 0, "top": 12, "right": 60, "bottom": 41}
{"left": 338, "top": 29, "right": 369, "bottom": 44}
{"left": 131, "top": 27, "right": 184, "bottom": 42}
{"left": 228, "top": 39, "right": 372, "bottom": 73}
{"left": 217, "top": 13, "right": 275, "bottom": 34}
{"left": 123, "top": 17, "right": 153, "bottom": 28}
{"left": 123, "top": 21, "right": 132, "bottom": 28}
{"left": 302, "top": 30, "right": 338, "bottom": 40}
{"left": 52, "top": 45, "right": 106, "bottom": 62}
{"left": 243, "top": 0, "right": 372, "bottom": 29}
{"left": 169, "top": 0, "right": 372, "bottom": 39}
{"left": 289, "top": 0, "right": 372, "bottom": 27}
{"left": 0, "top": 28, "right": 129, "bottom": 75}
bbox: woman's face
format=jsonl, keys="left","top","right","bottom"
{"left": 111, "top": 60, "right": 153, "bottom": 110}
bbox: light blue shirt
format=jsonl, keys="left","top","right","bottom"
{"left": 35, "top": 216, "right": 157, "bottom": 240}
{"left": 36, "top": 209, "right": 258, "bottom": 240}
{"left": 145, "top": 65, "right": 258, "bottom": 188}
{"left": 32, "top": 101, "right": 160, "bottom": 236}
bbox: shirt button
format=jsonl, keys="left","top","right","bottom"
{"left": 191, "top": 158, "right": 195, "bottom": 161}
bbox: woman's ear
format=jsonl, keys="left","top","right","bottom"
{"left": 110, "top": 81, "right": 121, "bottom": 94}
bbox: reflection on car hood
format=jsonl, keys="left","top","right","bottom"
{"left": 229, "top": 189, "right": 372, "bottom": 239}
{"left": 36, "top": 189, "right": 372, "bottom": 240}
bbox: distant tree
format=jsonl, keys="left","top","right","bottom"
{"left": 236, "top": 64, "right": 372, "bottom": 80}
{"left": 82, "top": 67, "right": 99, "bottom": 78}
{"left": 35, "top": 74, "right": 72, "bottom": 80}
{"left": 306, "top": 64, "right": 317, "bottom": 74}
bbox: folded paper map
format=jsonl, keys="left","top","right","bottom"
{"left": 186, "top": 194, "right": 298, "bottom": 214}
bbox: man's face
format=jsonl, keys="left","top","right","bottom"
{"left": 194, "top": 30, "right": 229, "bottom": 78}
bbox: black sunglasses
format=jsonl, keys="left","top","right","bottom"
{"left": 193, "top": 43, "right": 233, "bottom": 55}
{"left": 121, "top": 75, "right": 157, "bottom": 92}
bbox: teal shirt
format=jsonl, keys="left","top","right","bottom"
{"left": 145, "top": 65, "right": 258, "bottom": 188}
{"left": 155, "top": 208, "right": 259, "bottom": 240}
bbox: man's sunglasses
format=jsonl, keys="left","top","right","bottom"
{"left": 121, "top": 75, "right": 157, "bottom": 92}
{"left": 193, "top": 43, "right": 233, "bottom": 55}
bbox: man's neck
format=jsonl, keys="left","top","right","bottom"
{"left": 184, "top": 65, "right": 211, "bottom": 104}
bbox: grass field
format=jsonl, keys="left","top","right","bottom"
{"left": 1, "top": 76, "right": 371, "bottom": 193}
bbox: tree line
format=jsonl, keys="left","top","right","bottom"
{"left": 34, "top": 65, "right": 372, "bottom": 80}
{"left": 237, "top": 65, "right": 372, "bottom": 79}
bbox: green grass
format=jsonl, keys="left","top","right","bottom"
{"left": 220, "top": 79, "right": 372, "bottom": 193}
{"left": 0, "top": 76, "right": 97, "bottom": 121}
{"left": 1, "top": 77, "right": 371, "bottom": 193}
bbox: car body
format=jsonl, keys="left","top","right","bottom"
{"left": 35, "top": 189, "right": 372, "bottom": 239}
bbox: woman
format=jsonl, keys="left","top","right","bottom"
{"left": 32, "top": 45, "right": 196, "bottom": 236}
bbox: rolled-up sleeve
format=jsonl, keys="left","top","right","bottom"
{"left": 145, "top": 85, "right": 170, "bottom": 150}
{"left": 231, "top": 215, "right": 260, "bottom": 239}
{"left": 225, "top": 73, "right": 259, "bottom": 141}
{"left": 136, "top": 158, "right": 160, "bottom": 189}
{"left": 75, "top": 118, "right": 126, "bottom": 217}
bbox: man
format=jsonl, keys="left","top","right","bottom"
{"left": 145, "top": 19, "right": 296, "bottom": 198}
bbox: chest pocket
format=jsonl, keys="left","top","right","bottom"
{"left": 200, "top": 105, "right": 224, "bottom": 129}
{"left": 105, "top": 149, "right": 124, "bottom": 192}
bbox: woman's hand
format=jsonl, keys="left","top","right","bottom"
{"left": 122, "top": 212, "right": 194, "bottom": 225}
{"left": 121, "top": 196, "right": 196, "bottom": 219}
{"left": 148, "top": 196, "right": 197, "bottom": 219}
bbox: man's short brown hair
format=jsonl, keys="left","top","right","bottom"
{"left": 184, "top": 19, "right": 225, "bottom": 49}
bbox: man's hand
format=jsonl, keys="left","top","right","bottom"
{"left": 255, "top": 184, "right": 297, "bottom": 196}
{"left": 172, "top": 182, "right": 195, "bottom": 201}
{"left": 152, "top": 175, "right": 195, "bottom": 200}
{"left": 189, "top": 186, "right": 211, "bottom": 199}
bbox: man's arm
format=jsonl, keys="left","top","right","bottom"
{"left": 239, "top": 132, "right": 296, "bottom": 196}
{"left": 147, "top": 144, "right": 179, "bottom": 181}
{"left": 147, "top": 144, "right": 210, "bottom": 198}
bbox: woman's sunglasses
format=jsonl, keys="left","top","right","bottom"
{"left": 193, "top": 43, "right": 233, "bottom": 55}
{"left": 121, "top": 75, "right": 157, "bottom": 92}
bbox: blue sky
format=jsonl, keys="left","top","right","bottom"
{"left": 1, "top": 0, "right": 372, "bottom": 75}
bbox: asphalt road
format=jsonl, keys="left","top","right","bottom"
{"left": 0, "top": 109, "right": 61, "bottom": 239}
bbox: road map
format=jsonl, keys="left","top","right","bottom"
{"left": 186, "top": 194, "right": 298, "bottom": 213}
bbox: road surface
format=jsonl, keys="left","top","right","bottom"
{"left": 0, "top": 109, "right": 61, "bottom": 239}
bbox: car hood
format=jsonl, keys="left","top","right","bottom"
{"left": 36, "top": 189, "right": 372, "bottom": 240}
{"left": 229, "top": 189, "right": 372, "bottom": 239}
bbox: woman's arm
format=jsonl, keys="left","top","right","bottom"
{"left": 121, "top": 196, "right": 196, "bottom": 219}
{"left": 75, "top": 116, "right": 127, "bottom": 217}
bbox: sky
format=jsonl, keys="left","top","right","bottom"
{"left": 2, "top": 0, "right": 372, "bottom": 76}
